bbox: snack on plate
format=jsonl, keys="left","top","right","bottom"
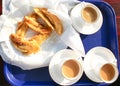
{"left": 34, "top": 8, "right": 63, "bottom": 35}
{"left": 10, "top": 7, "right": 63, "bottom": 55}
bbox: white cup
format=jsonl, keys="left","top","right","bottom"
{"left": 84, "top": 47, "right": 119, "bottom": 83}
{"left": 70, "top": 2, "right": 103, "bottom": 35}
{"left": 60, "top": 58, "right": 83, "bottom": 81}
{"left": 91, "top": 55, "right": 119, "bottom": 83}
{"left": 49, "top": 49, "right": 83, "bottom": 85}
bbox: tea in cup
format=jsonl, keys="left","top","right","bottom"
{"left": 99, "top": 63, "right": 118, "bottom": 83}
{"left": 91, "top": 56, "right": 119, "bottom": 83}
{"left": 61, "top": 59, "right": 82, "bottom": 80}
{"left": 49, "top": 49, "right": 83, "bottom": 85}
{"left": 82, "top": 6, "right": 98, "bottom": 23}
{"left": 84, "top": 47, "right": 119, "bottom": 83}
{"left": 70, "top": 2, "right": 103, "bottom": 34}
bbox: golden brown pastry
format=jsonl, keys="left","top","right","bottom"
{"left": 16, "top": 21, "right": 28, "bottom": 37}
{"left": 41, "top": 9, "right": 63, "bottom": 35}
{"left": 10, "top": 7, "right": 63, "bottom": 55}
{"left": 10, "top": 34, "right": 40, "bottom": 54}
{"left": 24, "top": 16, "right": 52, "bottom": 34}
{"left": 34, "top": 8, "right": 55, "bottom": 30}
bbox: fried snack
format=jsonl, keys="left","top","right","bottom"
{"left": 10, "top": 7, "right": 63, "bottom": 55}
{"left": 16, "top": 21, "right": 28, "bottom": 37}
{"left": 27, "top": 12, "right": 38, "bottom": 18}
{"left": 24, "top": 16, "right": 52, "bottom": 34}
{"left": 29, "top": 33, "right": 50, "bottom": 44}
{"left": 41, "top": 9, "right": 63, "bottom": 35}
{"left": 10, "top": 34, "right": 40, "bottom": 54}
{"left": 34, "top": 8, "right": 63, "bottom": 35}
{"left": 34, "top": 8, "right": 55, "bottom": 30}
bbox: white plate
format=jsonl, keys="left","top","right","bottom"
{"left": 83, "top": 47, "right": 117, "bottom": 82}
{"left": 49, "top": 49, "right": 83, "bottom": 85}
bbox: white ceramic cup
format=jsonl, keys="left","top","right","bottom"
{"left": 60, "top": 58, "right": 83, "bottom": 81}
{"left": 49, "top": 49, "right": 84, "bottom": 85}
{"left": 91, "top": 55, "right": 119, "bottom": 83}
{"left": 70, "top": 2, "right": 103, "bottom": 35}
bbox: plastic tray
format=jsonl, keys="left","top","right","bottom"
{"left": 4, "top": 0, "right": 120, "bottom": 86}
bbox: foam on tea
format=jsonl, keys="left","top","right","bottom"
{"left": 100, "top": 64, "right": 115, "bottom": 81}
{"left": 62, "top": 60, "right": 80, "bottom": 78}
{"left": 82, "top": 7, "right": 97, "bottom": 23}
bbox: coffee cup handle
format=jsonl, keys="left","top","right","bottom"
{"left": 76, "top": 56, "right": 85, "bottom": 63}
{"left": 111, "top": 59, "right": 117, "bottom": 66}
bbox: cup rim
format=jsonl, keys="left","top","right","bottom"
{"left": 83, "top": 47, "right": 118, "bottom": 83}
{"left": 61, "top": 59, "right": 82, "bottom": 80}
{"left": 81, "top": 4, "right": 99, "bottom": 24}
{"left": 49, "top": 49, "right": 84, "bottom": 85}
{"left": 70, "top": 2, "right": 103, "bottom": 35}
{"left": 99, "top": 63, "right": 119, "bottom": 83}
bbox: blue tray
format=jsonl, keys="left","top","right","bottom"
{"left": 4, "top": 0, "right": 120, "bottom": 86}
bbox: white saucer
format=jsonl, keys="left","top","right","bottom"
{"left": 70, "top": 2, "right": 103, "bottom": 35}
{"left": 83, "top": 47, "right": 117, "bottom": 82}
{"left": 49, "top": 49, "right": 83, "bottom": 85}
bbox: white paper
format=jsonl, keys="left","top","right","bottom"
{"left": 0, "top": 0, "right": 85, "bottom": 70}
